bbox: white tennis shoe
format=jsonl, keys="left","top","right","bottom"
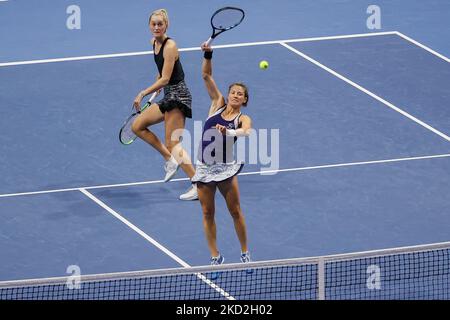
{"left": 179, "top": 183, "right": 198, "bottom": 201}
{"left": 164, "top": 156, "right": 179, "bottom": 182}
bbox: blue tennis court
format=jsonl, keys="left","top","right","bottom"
{"left": 1, "top": 0, "right": 449, "bottom": 299}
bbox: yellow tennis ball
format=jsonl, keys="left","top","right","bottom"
{"left": 259, "top": 60, "right": 269, "bottom": 70}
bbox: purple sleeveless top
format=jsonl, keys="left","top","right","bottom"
{"left": 198, "top": 106, "right": 241, "bottom": 164}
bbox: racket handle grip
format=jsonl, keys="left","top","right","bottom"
{"left": 139, "top": 92, "right": 158, "bottom": 111}
{"left": 205, "top": 37, "right": 213, "bottom": 47}
{"left": 149, "top": 91, "right": 157, "bottom": 102}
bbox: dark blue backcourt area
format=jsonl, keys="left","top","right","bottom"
{"left": 1, "top": 1, "right": 449, "bottom": 292}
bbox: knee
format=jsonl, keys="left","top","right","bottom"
{"left": 131, "top": 120, "right": 142, "bottom": 135}
{"left": 132, "top": 120, "right": 152, "bottom": 136}
{"left": 202, "top": 207, "right": 215, "bottom": 220}
{"left": 229, "top": 206, "right": 242, "bottom": 220}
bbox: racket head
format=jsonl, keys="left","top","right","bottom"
{"left": 210, "top": 7, "right": 245, "bottom": 32}
{"left": 119, "top": 95, "right": 156, "bottom": 145}
{"left": 119, "top": 111, "right": 140, "bottom": 145}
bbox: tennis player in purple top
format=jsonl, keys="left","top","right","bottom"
{"left": 188, "top": 42, "right": 253, "bottom": 273}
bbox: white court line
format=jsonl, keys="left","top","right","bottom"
{"left": 395, "top": 31, "right": 450, "bottom": 63}
{"left": 1, "top": 153, "right": 449, "bottom": 198}
{"left": 0, "top": 31, "right": 397, "bottom": 67}
{"left": 79, "top": 188, "right": 190, "bottom": 266}
{"left": 79, "top": 188, "right": 235, "bottom": 300}
{"left": 0, "top": 51, "right": 154, "bottom": 67}
{"left": 242, "top": 153, "right": 450, "bottom": 176}
{"left": 280, "top": 42, "right": 450, "bottom": 143}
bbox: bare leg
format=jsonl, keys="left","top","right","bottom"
{"left": 131, "top": 104, "right": 172, "bottom": 161}
{"left": 164, "top": 108, "right": 196, "bottom": 178}
{"left": 217, "top": 176, "right": 248, "bottom": 253}
{"left": 197, "top": 182, "right": 219, "bottom": 257}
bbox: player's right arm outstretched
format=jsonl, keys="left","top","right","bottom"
{"left": 201, "top": 43, "right": 225, "bottom": 116}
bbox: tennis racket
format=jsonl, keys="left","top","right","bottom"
{"left": 205, "top": 7, "right": 245, "bottom": 46}
{"left": 119, "top": 92, "right": 158, "bottom": 145}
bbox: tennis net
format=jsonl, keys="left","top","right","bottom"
{"left": 1, "top": 241, "right": 448, "bottom": 300}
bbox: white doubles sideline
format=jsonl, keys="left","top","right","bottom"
{"left": 1, "top": 31, "right": 448, "bottom": 67}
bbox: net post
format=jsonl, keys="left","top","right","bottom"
{"left": 318, "top": 257, "right": 325, "bottom": 300}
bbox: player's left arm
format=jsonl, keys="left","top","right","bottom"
{"left": 238, "top": 115, "right": 252, "bottom": 135}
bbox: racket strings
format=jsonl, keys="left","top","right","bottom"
{"left": 120, "top": 113, "right": 139, "bottom": 144}
{"left": 119, "top": 93, "right": 156, "bottom": 145}
{"left": 212, "top": 9, "right": 244, "bottom": 30}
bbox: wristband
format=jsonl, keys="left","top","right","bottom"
{"left": 204, "top": 51, "right": 213, "bottom": 60}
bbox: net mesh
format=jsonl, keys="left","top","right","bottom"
{"left": 326, "top": 248, "right": 450, "bottom": 299}
{"left": 1, "top": 243, "right": 449, "bottom": 300}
